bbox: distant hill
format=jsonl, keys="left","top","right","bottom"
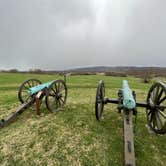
{"left": 67, "top": 66, "right": 166, "bottom": 73}
{"left": 65, "top": 66, "right": 166, "bottom": 77}
{"left": 1, "top": 66, "right": 166, "bottom": 77}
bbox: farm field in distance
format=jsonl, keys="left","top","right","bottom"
{"left": 0, "top": 72, "right": 166, "bottom": 166}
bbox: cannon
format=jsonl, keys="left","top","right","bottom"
{"left": 0, "top": 78, "right": 67, "bottom": 128}
{"left": 95, "top": 80, "right": 166, "bottom": 166}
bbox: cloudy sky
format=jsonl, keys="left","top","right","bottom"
{"left": 0, "top": 0, "right": 166, "bottom": 70}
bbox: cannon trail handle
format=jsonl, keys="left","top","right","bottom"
{"left": 0, "top": 99, "right": 34, "bottom": 128}
{"left": 124, "top": 110, "right": 136, "bottom": 166}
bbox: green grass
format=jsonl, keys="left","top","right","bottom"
{"left": 0, "top": 72, "right": 166, "bottom": 166}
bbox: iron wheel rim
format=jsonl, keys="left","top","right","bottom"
{"left": 18, "top": 79, "right": 42, "bottom": 103}
{"left": 146, "top": 82, "right": 166, "bottom": 134}
{"left": 45, "top": 80, "right": 67, "bottom": 112}
{"left": 95, "top": 80, "right": 105, "bottom": 121}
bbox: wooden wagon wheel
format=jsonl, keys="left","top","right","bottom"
{"left": 45, "top": 80, "right": 67, "bottom": 112}
{"left": 95, "top": 80, "right": 105, "bottom": 121}
{"left": 18, "top": 79, "right": 42, "bottom": 103}
{"left": 146, "top": 81, "right": 166, "bottom": 134}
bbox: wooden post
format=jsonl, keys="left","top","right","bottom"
{"left": 36, "top": 91, "right": 43, "bottom": 115}
{"left": 124, "top": 110, "right": 136, "bottom": 166}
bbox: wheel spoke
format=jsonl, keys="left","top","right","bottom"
{"left": 58, "top": 99, "right": 62, "bottom": 106}
{"left": 23, "top": 85, "right": 29, "bottom": 90}
{"left": 25, "top": 95, "right": 31, "bottom": 102}
{"left": 156, "top": 112, "right": 163, "bottom": 128}
{"left": 58, "top": 84, "right": 64, "bottom": 92}
{"left": 155, "top": 105, "right": 166, "bottom": 110}
{"left": 31, "top": 80, "right": 34, "bottom": 87}
{"left": 58, "top": 87, "right": 65, "bottom": 95}
{"left": 150, "top": 112, "right": 154, "bottom": 123}
{"left": 158, "top": 96, "right": 166, "bottom": 105}
{"left": 49, "top": 90, "right": 55, "bottom": 96}
{"left": 54, "top": 84, "right": 58, "bottom": 93}
{"left": 155, "top": 113, "right": 160, "bottom": 130}
{"left": 58, "top": 97, "right": 63, "bottom": 106}
{"left": 147, "top": 110, "right": 152, "bottom": 116}
{"left": 152, "top": 113, "right": 157, "bottom": 128}
{"left": 30, "top": 81, "right": 33, "bottom": 87}
{"left": 157, "top": 89, "right": 164, "bottom": 103}
{"left": 58, "top": 82, "right": 61, "bottom": 91}
{"left": 23, "top": 89, "right": 28, "bottom": 94}
{"left": 51, "top": 88, "right": 57, "bottom": 96}
{"left": 158, "top": 110, "right": 166, "bottom": 119}
{"left": 59, "top": 97, "right": 65, "bottom": 104}
{"left": 149, "top": 97, "right": 153, "bottom": 105}
{"left": 154, "top": 86, "right": 160, "bottom": 103}
{"left": 27, "top": 81, "right": 32, "bottom": 88}
{"left": 152, "top": 87, "right": 156, "bottom": 101}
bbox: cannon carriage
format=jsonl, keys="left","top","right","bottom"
{"left": 95, "top": 80, "right": 166, "bottom": 166}
{"left": 0, "top": 78, "right": 67, "bottom": 128}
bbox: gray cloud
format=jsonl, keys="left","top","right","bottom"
{"left": 0, "top": 0, "right": 166, "bottom": 70}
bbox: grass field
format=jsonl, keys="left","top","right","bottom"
{"left": 0, "top": 73, "right": 166, "bottom": 166}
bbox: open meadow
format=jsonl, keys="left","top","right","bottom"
{"left": 0, "top": 73, "right": 166, "bottom": 166}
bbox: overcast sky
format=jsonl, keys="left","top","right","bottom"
{"left": 0, "top": 0, "right": 166, "bottom": 70}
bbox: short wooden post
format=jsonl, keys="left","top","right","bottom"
{"left": 36, "top": 91, "right": 43, "bottom": 115}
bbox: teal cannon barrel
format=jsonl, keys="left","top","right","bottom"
{"left": 122, "top": 80, "right": 136, "bottom": 109}
{"left": 28, "top": 81, "right": 53, "bottom": 95}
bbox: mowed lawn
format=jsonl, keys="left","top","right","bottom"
{"left": 0, "top": 72, "right": 166, "bottom": 166}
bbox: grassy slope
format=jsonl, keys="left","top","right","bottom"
{"left": 0, "top": 73, "right": 166, "bottom": 166}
